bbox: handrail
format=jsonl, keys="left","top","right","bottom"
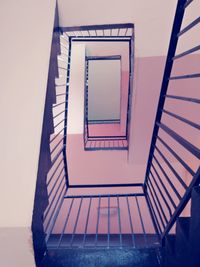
{"left": 144, "top": 0, "right": 187, "bottom": 187}
{"left": 144, "top": 0, "right": 200, "bottom": 242}
{"left": 32, "top": 8, "right": 70, "bottom": 262}
{"left": 59, "top": 23, "right": 134, "bottom": 34}
{"left": 81, "top": 24, "right": 134, "bottom": 150}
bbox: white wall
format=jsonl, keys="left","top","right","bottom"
{"left": 67, "top": 43, "right": 86, "bottom": 134}
{"left": 0, "top": 0, "right": 56, "bottom": 228}
{"left": 58, "top": 0, "right": 200, "bottom": 57}
{"left": 0, "top": 228, "right": 35, "bottom": 267}
{"left": 58, "top": 0, "right": 177, "bottom": 57}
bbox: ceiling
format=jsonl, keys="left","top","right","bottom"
{"left": 58, "top": 0, "right": 177, "bottom": 57}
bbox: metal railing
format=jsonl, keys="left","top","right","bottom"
{"left": 32, "top": 11, "right": 71, "bottom": 261}
{"left": 33, "top": 1, "right": 200, "bottom": 257}
{"left": 32, "top": 23, "right": 136, "bottom": 258}
{"left": 42, "top": 31, "right": 72, "bottom": 246}
{"left": 46, "top": 192, "right": 160, "bottom": 249}
{"left": 84, "top": 57, "right": 128, "bottom": 150}
{"left": 66, "top": 24, "right": 135, "bottom": 150}
{"left": 144, "top": 0, "right": 200, "bottom": 243}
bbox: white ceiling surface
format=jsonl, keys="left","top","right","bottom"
{"left": 58, "top": 0, "right": 178, "bottom": 57}
{"left": 58, "top": 0, "right": 200, "bottom": 57}
{"left": 88, "top": 60, "right": 121, "bottom": 121}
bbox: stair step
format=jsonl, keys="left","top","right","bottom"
{"left": 164, "top": 235, "right": 176, "bottom": 267}
{"left": 165, "top": 235, "right": 176, "bottom": 255}
{"left": 47, "top": 234, "right": 161, "bottom": 249}
{"left": 176, "top": 217, "right": 190, "bottom": 247}
{"left": 190, "top": 186, "right": 200, "bottom": 237}
{"left": 189, "top": 186, "right": 200, "bottom": 267}
{"left": 175, "top": 217, "right": 190, "bottom": 266}
{"left": 41, "top": 248, "right": 162, "bottom": 267}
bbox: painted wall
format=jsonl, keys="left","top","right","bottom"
{"left": 58, "top": 0, "right": 178, "bottom": 57}
{"left": 66, "top": 50, "right": 200, "bottom": 185}
{"left": 58, "top": 0, "right": 200, "bottom": 168}
{"left": 0, "top": 228, "right": 35, "bottom": 267}
{"left": 67, "top": 43, "right": 86, "bottom": 134}
{"left": 52, "top": 0, "right": 200, "bottom": 243}
{"left": 0, "top": 1, "right": 57, "bottom": 266}
{"left": 58, "top": 0, "right": 200, "bottom": 57}
{"left": 0, "top": 1, "right": 198, "bottom": 261}
{"left": 0, "top": 0, "right": 56, "bottom": 228}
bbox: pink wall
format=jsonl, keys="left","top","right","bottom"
{"left": 66, "top": 134, "right": 144, "bottom": 185}
{"left": 67, "top": 54, "right": 200, "bottom": 186}
{"left": 128, "top": 56, "right": 166, "bottom": 165}
{"left": 88, "top": 123, "right": 121, "bottom": 137}
{"left": 45, "top": 54, "right": 200, "bottom": 237}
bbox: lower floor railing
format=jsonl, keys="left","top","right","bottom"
{"left": 45, "top": 191, "right": 161, "bottom": 249}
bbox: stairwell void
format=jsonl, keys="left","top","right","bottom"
{"left": 32, "top": 0, "right": 200, "bottom": 266}
{"left": 42, "top": 24, "right": 161, "bottom": 249}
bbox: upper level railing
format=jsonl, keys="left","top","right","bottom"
{"left": 84, "top": 56, "right": 128, "bottom": 150}
{"left": 61, "top": 24, "right": 135, "bottom": 150}
{"left": 144, "top": 0, "right": 200, "bottom": 242}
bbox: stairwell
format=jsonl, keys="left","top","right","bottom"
{"left": 31, "top": 0, "right": 200, "bottom": 266}
{"left": 38, "top": 186, "right": 200, "bottom": 267}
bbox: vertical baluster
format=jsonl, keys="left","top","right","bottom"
{"left": 117, "top": 196, "right": 122, "bottom": 248}
{"left": 136, "top": 196, "right": 148, "bottom": 248}
{"left": 95, "top": 196, "right": 101, "bottom": 246}
{"left": 83, "top": 198, "right": 92, "bottom": 247}
{"left": 126, "top": 196, "right": 136, "bottom": 247}
{"left": 70, "top": 197, "right": 83, "bottom": 246}
{"left": 57, "top": 198, "right": 74, "bottom": 248}
{"left": 107, "top": 196, "right": 110, "bottom": 248}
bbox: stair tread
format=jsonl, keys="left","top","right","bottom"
{"left": 41, "top": 248, "right": 162, "bottom": 267}
{"left": 176, "top": 217, "right": 190, "bottom": 241}
{"left": 191, "top": 186, "right": 200, "bottom": 219}
{"left": 165, "top": 235, "right": 176, "bottom": 255}
{"left": 188, "top": 186, "right": 200, "bottom": 266}
{"left": 190, "top": 186, "right": 200, "bottom": 243}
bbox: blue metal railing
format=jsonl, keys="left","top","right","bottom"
{"left": 33, "top": 3, "right": 200, "bottom": 256}
{"left": 77, "top": 25, "right": 134, "bottom": 150}
{"left": 42, "top": 31, "right": 72, "bottom": 245}
{"left": 32, "top": 23, "right": 137, "bottom": 254}
{"left": 144, "top": 0, "right": 200, "bottom": 242}
{"left": 32, "top": 13, "right": 71, "bottom": 260}
{"left": 46, "top": 193, "right": 160, "bottom": 249}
